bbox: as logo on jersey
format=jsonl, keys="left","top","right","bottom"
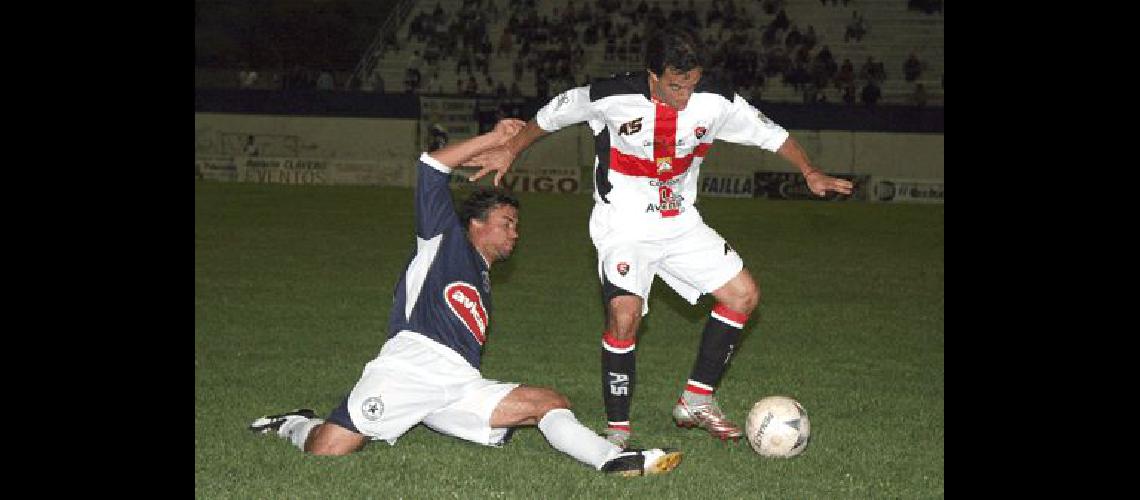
{"left": 616, "top": 262, "right": 630, "bottom": 276}
{"left": 618, "top": 117, "right": 643, "bottom": 135}
{"left": 694, "top": 126, "right": 707, "bottom": 139}
{"left": 444, "top": 282, "right": 488, "bottom": 345}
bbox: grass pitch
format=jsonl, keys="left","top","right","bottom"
{"left": 195, "top": 181, "right": 944, "bottom": 498}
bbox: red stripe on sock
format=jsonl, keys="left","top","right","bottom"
{"left": 607, "top": 423, "right": 631, "bottom": 431}
{"left": 685, "top": 383, "right": 714, "bottom": 395}
{"left": 602, "top": 331, "right": 636, "bottom": 349}
{"left": 712, "top": 303, "right": 749, "bottom": 326}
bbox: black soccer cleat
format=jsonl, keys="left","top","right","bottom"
{"left": 248, "top": 409, "right": 318, "bottom": 435}
{"left": 601, "top": 448, "right": 683, "bottom": 477}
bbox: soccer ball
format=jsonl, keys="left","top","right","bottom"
{"left": 745, "top": 396, "right": 811, "bottom": 458}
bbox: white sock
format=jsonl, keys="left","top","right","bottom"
{"left": 537, "top": 408, "right": 622, "bottom": 470}
{"left": 280, "top": 417, "right": 324, "bottom": 451}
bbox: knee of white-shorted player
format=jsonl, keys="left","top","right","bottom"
{"left": 536, "top": 389, "right": 572, "bottom": 418}
{"left": 721, "top": 278, "right": 760, "bottom": 314}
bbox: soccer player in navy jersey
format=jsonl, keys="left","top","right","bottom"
{"left": 467, "top": 28, "right": 854, "bottom": 448}
{"left": 250, "top": 119, "right": 682, "bottom": 476}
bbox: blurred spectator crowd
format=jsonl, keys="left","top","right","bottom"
{"left": 211, "top": 0, "right": 942, "bottom": 107}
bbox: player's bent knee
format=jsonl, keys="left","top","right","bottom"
{"left": 719, "top": 293, "right": 757, "bottom": 315}
{"left": 743, "top": 285, "right": 760, "bottom": 311}
{"left": 606, "top": 296, "right": 642, "bottom": 336}
{"left": 534, "top": 389, "right": 572, "bottom": 422}
{"left": 720, "top": 274, "right": 760, "bottom": 313}
{"left": 607, "top": 307, "right": 642, "bottom": 340}
{"left": 549, "top": 390, "right": 571, "bottom": 411}
{"left": 495, "top": 386, "right": 573, "bottom": 426}
{"left": 534, "top": 387, "right": 571, "bottom": 412}
{"left": 307, "top": 438, "right": 367, "bottom": 456}
{"left": 304, "top": 423, "right": 368, "bottom": 456}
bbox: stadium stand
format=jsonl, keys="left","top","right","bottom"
{"left": 194, "top": 0, "right": 942, "bottom": 107}
{"left": 348, "top": 0, "right": 942, "bottom": 106}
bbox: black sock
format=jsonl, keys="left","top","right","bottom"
{"left": 602, "top": 331, "right": 636, "bottom": 431}
{"left": 687, "top": 303, "right": 747, "bottom": 391}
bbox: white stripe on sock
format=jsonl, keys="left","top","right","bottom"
{"left": 710, "top": 310, "right": 744, "bottom": 329}
{"left": 601, "top": 339, "right": 636, "bottom": 354}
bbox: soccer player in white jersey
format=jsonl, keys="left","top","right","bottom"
{"left": 468, "top": 28, "right": 854, "bottom": 448}
{"left": 249, "top": 119, "right": 683, "bottom": 477}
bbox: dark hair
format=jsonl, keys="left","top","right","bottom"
{"left": 645, "top": 27, "right": 704, "bottom": 76}
{"left": 459, "top": 187, "right": 519, "bottom": 228}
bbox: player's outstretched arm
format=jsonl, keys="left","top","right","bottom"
{"left": 428, "top": 119, "right": 527, "bottom": 169}
{"left": 776, "top": 136, "right": 855, "bottom": 197}
{"left": 465, "top": 119, "right": 550, "bottom": 186}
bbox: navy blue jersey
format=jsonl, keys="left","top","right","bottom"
{"left": 387, "top": 153, "right": 492, "bottom": 369}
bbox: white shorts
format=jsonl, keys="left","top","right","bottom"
{"left": 594, "top": 221, "right": 744, "bottom": 315}
{"left": 343, "top": 331, "right": 519, "bottom": 446}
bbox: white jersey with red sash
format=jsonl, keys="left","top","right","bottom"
{"left": 534, "top": 71, "right": 789, "bottom": 242}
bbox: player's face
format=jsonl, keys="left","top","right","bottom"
{"left": 471, "top": 204, "right": 519, "bottom": 263}
{"left": 649, "top": 66, "right": 702, "bottom": 111}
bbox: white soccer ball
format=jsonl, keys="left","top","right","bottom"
{"left": 745, "top": 396, "right": 811, "bottom": 458}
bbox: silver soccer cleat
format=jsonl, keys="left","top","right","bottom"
{"left": 672, "top": 398, "right": 744, "bottom": 442}
{"left": 603, "top": 428, "right": 631, "bottom": 449}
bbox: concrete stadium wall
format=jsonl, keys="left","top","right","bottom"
{"left": 703, "top": 130, "right": 944, "bottom": 179}
{"left": 196, "top": 113, "right": 944, "bottom": 186}
{"left": 195, "top": 113, "right": 419, "bottom": 163}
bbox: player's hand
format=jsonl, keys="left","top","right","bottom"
{"left": 461, "top": 119, "right": 525, "bottom": 186}
{"left": 805, "top": 170, "right": 854, "bottom": 197}
{"left": 464, "top": 145, "right": 517, "bottom": 186}
{"left": 490, "top": 119, "right": 526, "bottom": 146}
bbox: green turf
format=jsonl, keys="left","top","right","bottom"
{"left": 195, "top": 181, "right": 944, "bottom": 499}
